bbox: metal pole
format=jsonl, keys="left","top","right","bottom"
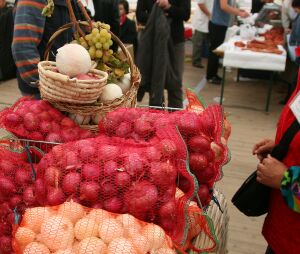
{"left": 220, "top": 67, "right": 226, "bottom": 105}
{"left": 265, "top": 72, "right": 275, "bottom": 112}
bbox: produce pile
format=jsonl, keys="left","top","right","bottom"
{"left": 0, "top": 91, "right": 229, "bottom": 253}
{"left": 98, "top": 105, "right": 229, "bottom": 206}
{"left": 0, "top": 97, "right": 94, "bottom": 145}
{"left": 234, "top": 27, "right": 284, "bottom": 55}
{"left": 34, "top": 125, "right": 195, "bottom": 244}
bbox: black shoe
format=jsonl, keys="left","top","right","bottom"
{"left": 215, "top": 75, "right": 222, "bottom": 81}
{"left": 192, "top": 63, "right": 204, "bottom": 68}
{"left": 207, "top": 76, "right": 222, "bottom": 85}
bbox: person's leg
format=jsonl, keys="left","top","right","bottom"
{"left": 192, "top": 30, "right": 204, "bottom": 68}
{"left": 168, "top": 42, "right": 185, "bottom": 108}
{"left": 206, "top": 22, "right": 227, "bottom": 81}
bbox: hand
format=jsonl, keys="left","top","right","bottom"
{"left": 238, "top": 10, "right": 250, "bottom": 18}
{"left": 253, "top": 138, "right": 275, "bottom": 162}
{"left": 156, "top": 0, "right": 171, "bottom": 9}
{"left": 257, "top": 155, "right": 288, "bottom": 189}
{"left": 285, "top": 28, "right": 291, "bottom": 34}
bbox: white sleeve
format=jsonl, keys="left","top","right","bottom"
{"left": 197, "top": 0, "right": 206, "bottom": 4}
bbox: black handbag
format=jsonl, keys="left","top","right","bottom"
{"left": 232, "top": 120, "right": 300, "bottom": 217}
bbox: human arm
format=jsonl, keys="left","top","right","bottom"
{"left": 11, "top": 0, "right": 46, "bottom": 86}
{"left": 157, "top": 0, "right": 191, "bottom": 21}
{"left": 220, "top": 0, "right": 249, "bottom": 18}
{"left": 198, "top": 1, "right": 211, "bottom": 18}
{"left": 282, "top": 0, "right": 291, "bottom": 31}
{"left": 252, "top": 138, "right": 275, "bottom": 161}
{"left": 281, "top": 166, "right": 300, "bottom": 213}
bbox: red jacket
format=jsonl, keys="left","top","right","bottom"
{"left": 262, "top": 69, "right": 300, "bottom": 254}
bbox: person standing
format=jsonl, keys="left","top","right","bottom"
{"left": 206, "top": 0, "right": 249, "bottom": 84}
{"left": 252, "top": 66, "right": 300, "bottom": 254}
{"left": 12, "top": 0, "right": 82, "bottom": 97}
{"left": 119, "top": 0, "right": 137, "bottom": 53}
{"left": 282, "top": 0, "right": 297, "bottom": 32}
{"left": 136, "top": 0, "right": 191, "bottom": 107}
{"left": 191, "top": 0, "right": 213, "bottom": 69}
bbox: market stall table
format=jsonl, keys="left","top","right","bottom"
{"left": 215, "top": 36, "right": 287, "bottom": 112}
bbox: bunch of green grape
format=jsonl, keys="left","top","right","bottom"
{"left": 78, "top": 23, "right": 114, "bottom": 62}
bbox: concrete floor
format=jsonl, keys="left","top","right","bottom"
{"left": 0, "top": 58, "right": 287, "bottom": 253}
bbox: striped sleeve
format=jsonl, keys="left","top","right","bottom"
{"left": 12, "top": 0, "right": 46, "bottom": 86}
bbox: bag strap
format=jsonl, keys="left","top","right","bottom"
{"left": 271, "top": 120, "right": 300, "bottom": 161}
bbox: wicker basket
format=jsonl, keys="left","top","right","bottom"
{"left": 39, "top": 21, "right": 141, "bottom": 132}
{"left": 189, "top": 189, "right": 229, "bottom": 254}
{"left": 38, "top": 61, "right": 108, "bottom": 104}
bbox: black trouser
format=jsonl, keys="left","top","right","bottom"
{"left": 206, "top": 22, "right": 228, "bottom": 79}
{"left": 265, "top": 246, "right": 275, "bottom": 254}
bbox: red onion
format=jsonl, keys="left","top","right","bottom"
{"left": 23, "top": 186, "right": 37, "bottom": 206}
{"left": 115, "top": 122, "right": 132, "bottom": 138}
{"left": 78, "top": 140, "right": 96, "bottom": 160}
{"left": 160, "top": 185, "right": 176, "bottom": 203}
{"left": 188, "top": 135, "right": 211, "bottom": 153}
{"left": 62, "top": 172, "right": 81, "bottom": 195}
{"left": 61, "top": 128, "right": 78, "bottom": 141}
{"left": 134, "top": 118, "right": 154, "bottom": 137}
{"left": 125, "top": 181, "right": 158, "bottom": 217}
{"left": 44, "top": 166, "right": 60, "bottom": 186}
{"left": 0, "top": 203, "right": 11, "bottom": 217}
{"left": 23, "top": 112, "right": 38, "bottom": 131}
{"left": 178, "top": 176, "right": 191, "bottom": 193}
{"left": 45, "top": 133, "right": 63, "bottom": 143}
{"left": 5, "top": 113, "right": 22, "bottom": 126}
{"left": 103, "top": 197, "right": 123, "bottom": 213}
{"left": 190, "top": 153, "right": 209, "bottom": 171}
{"left": 47, "top": 187, "right": 66, "bottom": 206}
{"left": 0, "top": 160, "right": 16, "bottom": 175}
{"left": 160, "top": 139, "right": 177, "bottom": 157}
{"left": 80, "top": 181, "right": 100, "bottom": 202}
{"left": 153, "top": 117, "right": 171, "bottom": 129}
{"left": 33, "top": 179, "right": 47, "bottom": 204}
{"left": 82, "top": 164, "right": 101, "bottom": 180}
{"left": 97, "top": 145, "right": 119, "bottom": 161}
{"left": 159, "top": 200, "right": 176, "bottom": 219}
{"left": 194, "top": 166, "right": 216, "bottom": 184}
{"left": 38, "top": 111, "right": 52, "bottom": 122}
{"left": 199, "top": 114, "right": 215, "bottom": 136}
{"left": 40, "top": 121, "right": 52, "bottom": 134}
{"left": 9, "top": 195, "right": 22, "bottom": 209}
{"left": 79, "top": 129, "right": 94, "bottom": 139}
{"left": 64, "top": 151, "right": 79, "bottom": 167}
{"left": 0, "top": 222, "right": 12, "bottom": 236}
{"left": 0, "top": 177, "right": 15, "bottom": 195}
{"left": 149, "top": 162, "right": 177, "bottom": 187}
{"left": 0, "top": 236, "right": 13, "bottom": 254}
{"left": 145, "top": 146, "right": 162, "bottom": 161}
{"left": 30, "top": 131, "right": 44, "bottom": 140}
{"left": 124, "top": 153, "right": 144, "bottom": 177}
{"left": 15, "top": 169, "right": 32, "bottom": 186}
{"left": 197, "top": 184, "right": 211, "bottom": 206}
{"left": 29, "top": 103, "right": 43, "bottom": 114}
{"left": 115, "top": 171, "right": 131, "bottom": 188}
{"left": 177, "top": 113, "right": 201, "bottom": 135}
{"left": 60, "top": 117, "right": 75, "bottom": 128}
{"left": 51, "top": 122, "right": 61, "bottom": 132}
{"left": 48, "top": 108, "right": 63, "bottom": 121}
{"left": 99, "top": 180, "right": 116, "bottom": 197}
{"left": 103, "top": 161, "right": 118, "bottom": 176}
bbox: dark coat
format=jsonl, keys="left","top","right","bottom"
{"left": 137, "top": 4, "right": 179, "bottom": 106}
{"left": 120, "top": 18, "right": 137, "bottom": 52}
{"left": 0, "top": 4, "right": 16, "bottom": 81}
{"left": 92, "top": 0, "right": 120, "bottom": 37}
{"left": 136, "top": 0, "right": 190, "bottom": 44}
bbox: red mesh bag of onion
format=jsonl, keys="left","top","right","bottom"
{"left": 98, "top": 106, "right": 229, "bottom": 207}
{"left": 34, "top": 124, "right": 197, "bottom": 248}
{"left": 0, "top": 97, "right": 93, "bottom": 148}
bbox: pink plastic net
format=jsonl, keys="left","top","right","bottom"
{"left": 98, "top": 106, "right": 229, "bottom": 206}
{"left": 0, "top": 97, "right": 93, "bottom": 148}
{"left": 35, "top": 124, "right": 196, "bottom": 246}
